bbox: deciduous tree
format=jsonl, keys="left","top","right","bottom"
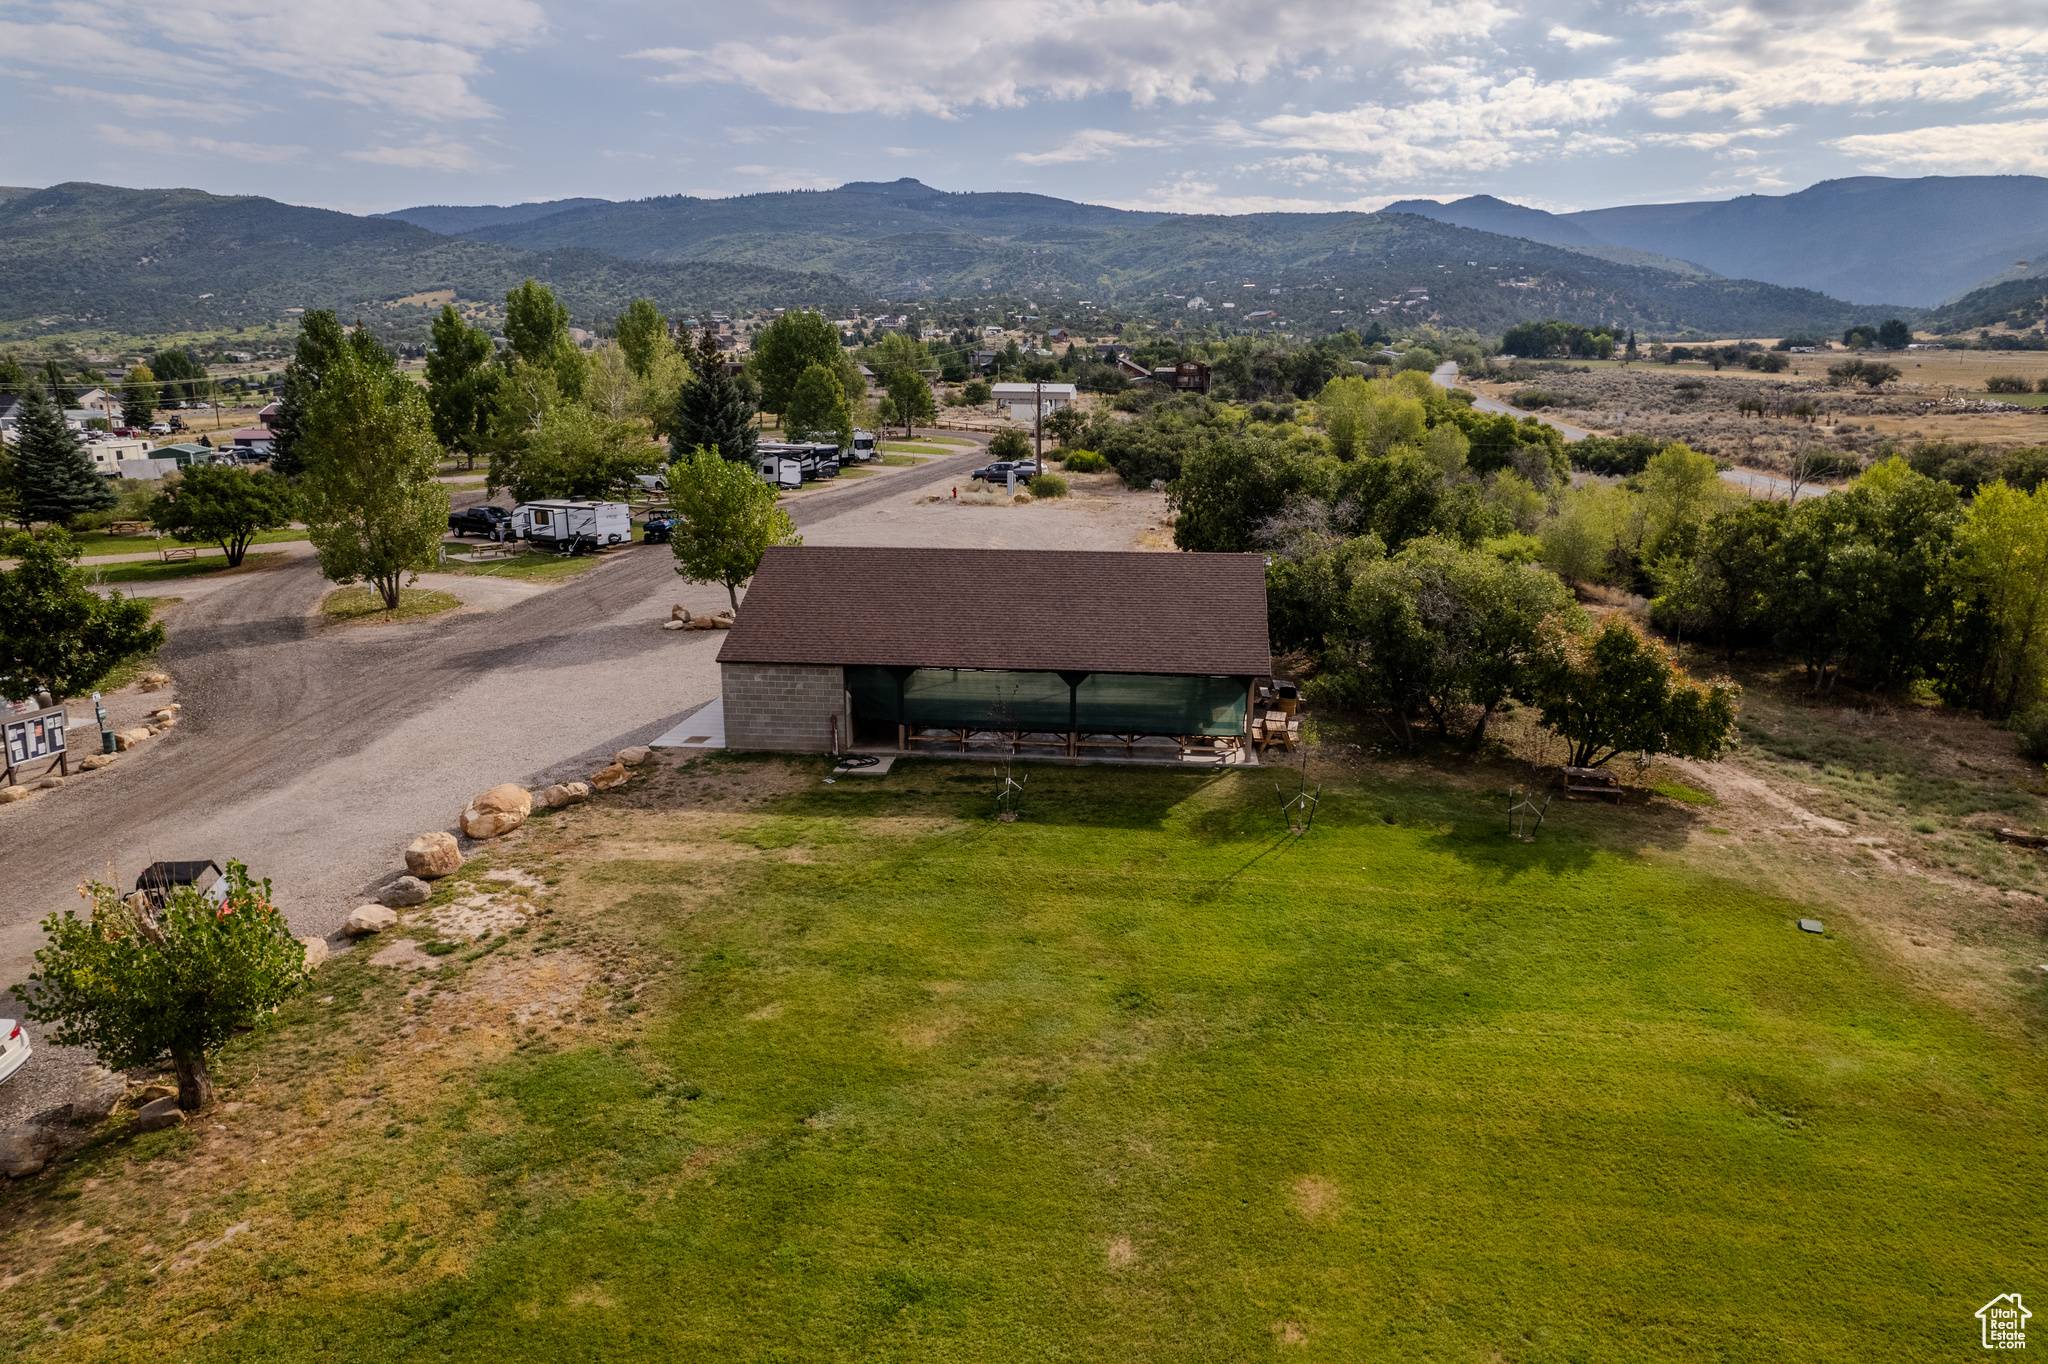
{"left": 269, "top": 310, "right": 352, "bottom": 479}
{"left": 884, "top": 366, "right": 935, "bottom": 437}
{"left": 785, "top": 362, "right": 854, "bottom": 447}
{"left": 668, "top": 444, "right": 800, "bottom": 612}
{"left": 614, "top": 298, "right": 669, "bottom": 379}
{"left": 750, "top": 310, "right": 860, "bottom": 415}
{"left": 1526, "top": 614, "right": 1741, "bottom": 768}
{"left": 298, "top": 337, "right": 449, "bottom": 610}
{"left": 26, "top": 862, "right": 310, "bottom": 1111}
{"left": 0, "top": 528, "right": 163, "bottom": 701}
{"left": 148, "top": 464, "right": 297, "bottom": 567}
{"left": 120, "top": 364, "right": 159, "bottom": 429}
{"left": 425, "top": 304, "right": 502, "bottom": 471}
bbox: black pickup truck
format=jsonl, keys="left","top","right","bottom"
{"left": 448, "top": 506, "right": 513, "bottom": 539}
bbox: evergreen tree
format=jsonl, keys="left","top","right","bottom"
{"left": 120, "top": 365, "right": 159, "bottom": 429}
{"left": 12, "top": 389, "right": 114, "bottom": 527}
{"left": 42, "top": 361, "right": 77, "bottom": 410}
{"left": 671, "top": 327, "right": 758, "bottom": 465}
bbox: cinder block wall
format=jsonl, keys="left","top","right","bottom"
{"left": 720, "top": 662, "right": 849, "bottom": 752}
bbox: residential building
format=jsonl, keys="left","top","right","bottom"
{"left": 990, "top": 382, "right": 1079, "bottom": 421}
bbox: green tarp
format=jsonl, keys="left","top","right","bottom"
{"left": 846, "top": 667, "right": 1248, "bottom": 737}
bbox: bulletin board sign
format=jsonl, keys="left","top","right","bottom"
{"left": 3, "top": 707, "right": 67, "bottom": 785}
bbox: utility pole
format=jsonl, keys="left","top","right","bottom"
{"left": 1033, "top": 377, "right": 1043, "bottom": 461}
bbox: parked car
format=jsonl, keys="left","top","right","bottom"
{"left": 448, "top": 505, "right": 514, "bottom": 538}
{"left": 147, "top": 422, "right": 172, "bottom": 435}
{"left": 635, "top": 472, "right": 670, "bottom": 493}
{"left": 970, "top": 459, "right": 1040, "bottom": 483}
{"left": 0, "top": 1021, "right": 28, "bottom": 1088}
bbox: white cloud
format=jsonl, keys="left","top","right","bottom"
{"left": 345, "top": 135, "right": 504, "bottom": 172}
{"left": 1548, "top": 25, "right": 1619, "bottom": 50}
{"left": 190, "top": 136, "right": 308, "bottom": 164}
{"left": 1011, "top": 129, "right": 1171, "bottom": 165}
{"left": 52, "top": 85, "right": 261, "bottom": 124}
{"left": 95, "top": 124, "right": 304, "bottom": 162}
{"left": 1238, "top": 74, "right": 1635, "bottom": 179}
{"left": 634, "top": 0, "right": 1512, "bottom": 117}
{"left": 1831, "top": 118, "right": 2048, "bottom": 174}
{"left": 7, "top": 0, "right": 545, "bottom": 121}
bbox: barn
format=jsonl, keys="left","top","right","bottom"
{"left": 714, "top": 547, "right": 1273, "bottom": 759}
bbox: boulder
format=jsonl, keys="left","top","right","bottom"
{"left": 460, "top": 783, "right": 532, "bottom": 838}
{"left": 536, "top": 781, "right": 590, "bottom": 809}
{"left": 616, "top": 746, "right": 651, "bottom": 767}
{"left": 404, "top": 831, "right": 463, "bottom": 879}
{"left": 379, "top": 876, "right": 431, "bottom": 908}
{"left": 300, "top": 936, "right": 329, "bottom": 970}
{"left": 154, "top": 715, "right": 178, "bottom": 729}
{"left": 712, "top": 614, "right": 734, "bottom": 629}
{"left": 136, "top": 1083, "right": 177, "bottom": 1104}
{"left": 688, "top": 617, "right": 719, "bottom": 630}
{"left": 589, "top": 762, "right": 629, "bottom": 791}
{"left": 662, "top": 619, "right": 689, "bottom": 631}
{"left": 0, "top": 1125, "right": 56, "bottom": 1179}
{"left": 345, "top": 904, "right": 399, "bottom": 936}
{"left": 79, "top": 753, "right": 115, "bottom": 772}
{"left": 670, "top": 605, "right": 691, "bottom": 622}
{"left": 135, "top": 1097, "right": 185, "bottom": 1132}
{"left": 114, "top": 727, "right": 152, "bottom": 751}
{"left": 37, "top": 777, "right": 62, "bottom": 791}
{"left": 139, "top": 671, "right": 171, "bottom": 692}
{"left": 65, "top": 1068, "right": 127, "bottom": 1125}
{"left": 0, "top": 787, "right": 28, "bottom": 804}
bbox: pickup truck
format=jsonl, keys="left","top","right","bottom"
{"left": 448, "top": 505, "right": 513, "bottom": 538}
{"left": 970, "top": 459, "right": 1040, "bottom": 484}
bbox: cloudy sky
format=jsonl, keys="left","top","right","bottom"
{"left": 4, "top": 0, "right": 2045, "bottom": 216}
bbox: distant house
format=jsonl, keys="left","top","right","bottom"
{"left": 970, "top": 351, "right": 1000, "bottom": 375}
{"left": 1115, "top": 357, "right": 1152, "bottom": 382}
{"left": 1151, "top": 361, "right": 1210, "bottom": 393}
{"left": 224, "top": 425, "right": 275, "bottom": 456}
{"left": 1046, "top": 328, "right": 1071, "bottom": 343}
{"left": 1245, "top": 311, "right": 1277, "bottom": 322}
{"left": 990, "top": 382, "right": 1079, "bottom": 421}
{"left": 1093, "top": 344, "right": 1131, "bottom": 364}
{"left": 983, "top": 326, "right": 1004, "bottom": 338}
{"left": 258, "top": 401, "right": 282, "bottom": 429}
{"left": 74, "top": 388, "right": 119, "bottom": 421}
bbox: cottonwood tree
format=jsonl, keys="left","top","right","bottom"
{"left": 489, "top": 397, "right": 654, "bottom": 503}
{"left": 425, "top": 304, "right": 502, "bottom": 471}
{"left": 148, "top": 464, "right": 297, "bottom": 567}
{"left": 614, "top": 298, "right": 668, "bottom": 379}
{"left": 0, "top": 529, "right": 163, "bottom": 701}
{"left": 882, "top": 367, "right": 935, "bottom": 437}
{"left": 672, "top": 327, "right": 757, "bottom": 465}
{"left": 1525, "top": 614, "right": 1740, "bottom": 768}
{"left": 27, "top": 862, "right": 310, "bottom": 1111}
{"left": 504, "top": 279, "right": 586, "bottom": 400}
{"left": 1948, "top": 479, "right": 2048, "bottom": 717}
{"left": 750, "top": 310, "right": 861, "bottom": 416}
{"left": 269, "top": 311, "right": 360, "bottom": 479}
{"left": 668, "top": 444, "right": 800, "bottom": 612}
{"left": 785, "top": 362, "right": 854, "bottom": 447}
{"left": 298, "top": 338, "right": 449, "bottom": 610}
{"left": 11, "top": 388, "right": 115, "bottom": 527}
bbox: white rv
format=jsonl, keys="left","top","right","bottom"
{"left": 510, "top": 500, "right": 633, "bottom": 554}
{"left": 758, "top": 454, "right": 802, "bottom": 490}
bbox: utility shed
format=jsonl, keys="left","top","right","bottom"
{"left": 716, "top": 547, "right": 1272, "bottom": 756}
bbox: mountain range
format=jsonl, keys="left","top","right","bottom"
{"left": 5, "top": 175, "right": 2036, "bottom": 344}
{"left": 1384, "top": 177, "right": 2048, "bottom": 308}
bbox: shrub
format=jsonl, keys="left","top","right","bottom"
{"left": 1985, "top": 375, "right": 2032, "bottom": 394}
{"left": 1571, "top": 433, "right": 1658, "bottom": 477}
{"left": 2014, "top": 703, "right": 2048, "bottom": 760}
{"left": 1027, "top": 474, "right": 1069, "bottom": 498}
{"left": 1512, "top": 390, "right": 1558, "bottom": 409}
{"left": 1061, "top": 450, "right": 1107, "bottom": 473}
{"left": 2038, "top": 378, "right": 2048, "bottom": 394}
{"left": 986, "top": 429, "right": 1031, "bottom": 462}
{"left": 961, "top": 379, "right": 991, "bottom": 405}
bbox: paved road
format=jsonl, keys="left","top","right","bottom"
{"left": 1431, "top": 362, "right": 1592, "bottom": 441}
{"left": 0, "top": 443, "right": 988, "bottom": 1124}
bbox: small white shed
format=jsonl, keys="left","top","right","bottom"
{"left": 990, "top": 382, "right": 1078, "bottom": 422}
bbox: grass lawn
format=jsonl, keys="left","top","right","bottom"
{"left": 4, "top": 759, "right": 2039, "bottom": 1361}
{"left": 84, "top": 551, "right": 283, "bottom": 585}
{"left": 320, "top": 585, "right": 461, "bottom": 624}
{"left": 434, "top": 549, "right": 607, "bottom": 583}
{"left": 877, "top": 453, "right": 929, "bottom": 466}
{"left": 69, "top": 527, "right": 308, "bottom": 556}
{"left": 881, "top": 442, "right": 953, "bottom": 455}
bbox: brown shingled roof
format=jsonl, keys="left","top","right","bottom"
{"left": 716, "top": 547, "right": 1272, "bottom": 676}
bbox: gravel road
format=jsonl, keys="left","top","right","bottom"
{"left": 0, "top": 441, "right": 1000, "bottom": 1123}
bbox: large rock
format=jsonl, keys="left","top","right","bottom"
{"left": 379, "top": 876, "right": 431, "bottom": 908}
{"left": 460, "top": 783, "right": 532, "bottom": 838}
{"left": 0, "top": 1125, "right": 56, "bottom": 1178}
{"left": 65, "top": 1068, "right": 127, "bottom": 1125}
{"left": 139, "top": 671, "right": 171, "bottom": 692}
{"left": 345, "top": 904, "right": 399, "bottom": 936}
{"left": 404, "top": 831, "right": 463, "bottom": 879}
{"left": 36, "top": 777, "right": 63, "bottom": 790}
{"left": 661, "top": 619, "right": 689, "bottom": 631}
{"left": 0, "top": 787, "right": 28, "bottom": 804}
{"left": 536, "top": 781, "right": 590, "bottom": 809}
{"left": 113, "top": 727, "right": 152, "bottom": 751}
{"left": 79, "top": 753, "right": 115, "bottom": 771}
{"left": 589, "top": 762, "right": 629, "bottom": 791}
{"left": 300, "top": 936, "right": 329, "bottom": 970}
{"left": 616, "top": 746, "right": 651, "bottom": 767}
{"left": 135, "top": 1097, "right": 185, "bottom": 1132}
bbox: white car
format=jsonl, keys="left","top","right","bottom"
{"left": 0, "top": 1021, "right": 30, "bottom": 1087}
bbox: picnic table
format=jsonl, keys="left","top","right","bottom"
{"left": 1560, "top": 766, "right": 1621, "bottom": 801}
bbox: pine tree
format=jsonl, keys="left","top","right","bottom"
{"left": 671, "top": 327, "right": 758, "bottom": 465}
{"left": 269, "top": 310, "right": 349, "bottom": 478}
{"left": 13, "top": 389, "right": 115, "bottom": 527}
